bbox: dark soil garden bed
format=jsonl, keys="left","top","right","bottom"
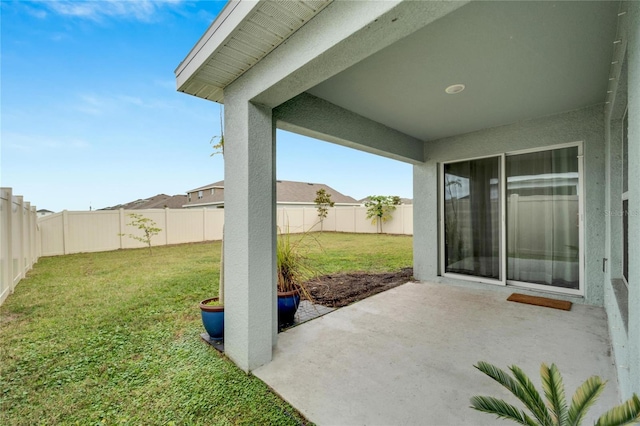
{"left": 305, "top": 267, "right": 414, "bottom": 308}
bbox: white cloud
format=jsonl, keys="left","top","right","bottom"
{"left": 154, "top": 79, "right": 177, "bottom": 90}
{"left": 4, "top": 132, "right": 91, "bottom": 152}
{"left": 117, "top": 95, "right": 144, "bottom": 106}
{"left": 74, "top": 92, "right": 175, "bottom": 115}
{"left": 24, "top": 4, "right": 48, "bottom": 19}
{"left": 41, "top": 0, "right": 185, "bottom": 22}
{"left": 76, "top": 94, "right": 108, "bottom": 115}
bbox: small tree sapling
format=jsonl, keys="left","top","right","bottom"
{"left": 314, "top": 188, "right": 335, "bottom": 231}
{"left": 119, "top": 213, "right": 162, "bottom": 255}
{"left": 364, "top": 195, "right": 402, "bottom": 233}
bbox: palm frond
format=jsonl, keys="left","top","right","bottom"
{"left": 475, "top": 362, "right": 533, "bottom": 402}
{"left": 510, "top": 364, "right": 555, "bottom": 426}
{"left": 541, "top": 363, "right": 569, "bottom": 425}
{"left": 567, "top": 376, "right": 606, "bottom": 426}
{"left": 595, "top": 394, "right": 640, "bottom": 426}
{"left": 470, "top": 396, "right": 539, "bottom": 426}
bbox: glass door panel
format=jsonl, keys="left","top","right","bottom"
{"left": 443, "top": 157, "right": 501, "bottom": 280}
{"left": 506, "top": 147, "right": 579, "bottom": 289}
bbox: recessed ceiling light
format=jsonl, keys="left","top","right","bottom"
{"left": 445, "top": 84, "right": 465, "bottom": 94}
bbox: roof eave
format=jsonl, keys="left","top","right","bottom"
{"left": 175, "top": 0, "right": 333, "bottom": 103}
{"left": 175, "top": 1, "right": 259, "bottom": 103}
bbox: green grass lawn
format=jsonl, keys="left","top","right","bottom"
{"left": 0, "top": 232, "right": 412, "bottom": 425}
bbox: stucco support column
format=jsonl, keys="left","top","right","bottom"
{"left": 223, "top": 94, "right": 276, "bottom": 372}
{"left": 413, "top": 156, "right": 439, "bottom": 282}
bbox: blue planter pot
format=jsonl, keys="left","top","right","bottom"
{"left": 200, "top": 297, "right": 224, "bottom": 340}
{"left": 278, "top": 290, "right": 300, "bottom": 328}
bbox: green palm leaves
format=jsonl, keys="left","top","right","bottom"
{"left": 471, "top": 361, "right": 640, "bottom": 426}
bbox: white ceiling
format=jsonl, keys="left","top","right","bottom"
{"left": 307, "top": 1, "right": 620, "bottom": 142}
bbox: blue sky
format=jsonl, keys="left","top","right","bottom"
{"left": 1, "top": 0, "right": 413, "bottom": 212}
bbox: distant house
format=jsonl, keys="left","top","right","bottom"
{"left": 36, "top": 209, "right": 54, "bottom": 217}
{"left": 184, "top": 180, "right": 360, "bottom": 209}
{"left": 101, "top": 194, "right": 187, "bottom": 210}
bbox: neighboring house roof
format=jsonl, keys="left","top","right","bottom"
{"left": 276, "top": 180, "right": 358, "bottom": 204}
{"left": 101, "top": 194, "right": 188, "bottom": 210}
{"left": 189, "top": 180, "right": 225, "bottom": 192}
{"left": 185, "top": 180, "right": 359, "bottom": 207}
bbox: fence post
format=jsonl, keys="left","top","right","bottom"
{"left": 31, "top": 206, "right": 38, "bottom": 262}
{"left": 1, "top": 188, "right": 13, "bottom": 303}
{"left": 353, "top": 206, "right": 357, "bottom": 233}
{"left": 62, "top": 210, "right": 69, "bottom": 255}
{"left": 118, "top": 209, "right": 125, "bottom": 249}
{"left": 202, "top": 208, "right": 207, "bottom": 242}
{"left": 29, "top": 206, "right": 34, "bottom": 266}
{"left": 24, "top": 202, "right": 31, "bottom": 273}
{"left": 14, "top": 196, "right": 24, "bottom": 289}
{"left": 164, "top": 207, "right": 169, "bottom": 245}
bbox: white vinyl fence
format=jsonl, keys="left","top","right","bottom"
{"left": 1, "top": 188, "right": 39, "bottom": 305}
{"left": 0, "top": 202, "right": 411, "bottom": 306}
{"left": 37, "top": 205, "right": 414, "bottom": 257}
{"left": 278, "top": 205, "right": 413, "bottom": 235}
{"left": 38, "top": 208, "right": 226, "bottom": 256}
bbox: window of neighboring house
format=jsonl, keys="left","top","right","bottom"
{"left": 211, "top": 188, "right": 215, "bottom": 195}
{"left": 188, "top": 194, "right": 191, "bottom": 202}
{"left": 622, "top": 107, "right": 629, "bottom": 286}
{"left": 198, "top": 191, "right": 203, "bottom": 199}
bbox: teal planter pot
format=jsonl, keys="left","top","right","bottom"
{"left": 200, "top": 297, "right": 224, "bottom": 340}
{"left": 277, "top": 289, "right": 300, "bottom": 329}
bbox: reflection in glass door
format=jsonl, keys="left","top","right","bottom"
{"left": 443, "top": 157, "right": 501, "bottom": 280}
{"left": 506, "top": 147, "right": 580, "bottom": 290}
{"left": 441, "top": 145, "right": 582, "bottom": 293}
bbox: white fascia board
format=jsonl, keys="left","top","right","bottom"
{"left": 175, "top": 0, "right": 261, "bottom": 91}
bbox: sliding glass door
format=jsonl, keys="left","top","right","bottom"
{"left": 443, "top": 157, "right": 501, "bottom": 281}
{"left": 506, "top": 146, "right": 580, "bottom": 290}
{"left": 441, "top": 144, "right": 582, "bottom": 294}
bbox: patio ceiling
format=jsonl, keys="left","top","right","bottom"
{"left": 306, "top": 1, "right": 620, "bottom": 141}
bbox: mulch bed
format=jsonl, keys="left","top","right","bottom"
{"left": 304, "top": 267, "right": 413, "bottom": 308}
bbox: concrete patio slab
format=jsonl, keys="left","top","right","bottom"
{"left": 254, "top": 281, "right": 619, "bottom": 426}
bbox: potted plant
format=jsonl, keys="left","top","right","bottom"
{"left": 200, "top": 107, "right": 317, "bottom": 336}
{"left": 200, "top": 107, "right": 225, "bottom": 341}
{"left": 276, "top": 227, "right": 316, "bottom": 329}
{"left": 199, "top": 232, "right": 225, "bottom": 341}
{"left": 199, "top": 297, "right": 224, "bottom": 340}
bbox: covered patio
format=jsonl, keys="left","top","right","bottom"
{"left": 255, "top": 281, "right": 619, "bottom": 425}
{"left": 175, "top": 0, "right": 639, "bottom": 409}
